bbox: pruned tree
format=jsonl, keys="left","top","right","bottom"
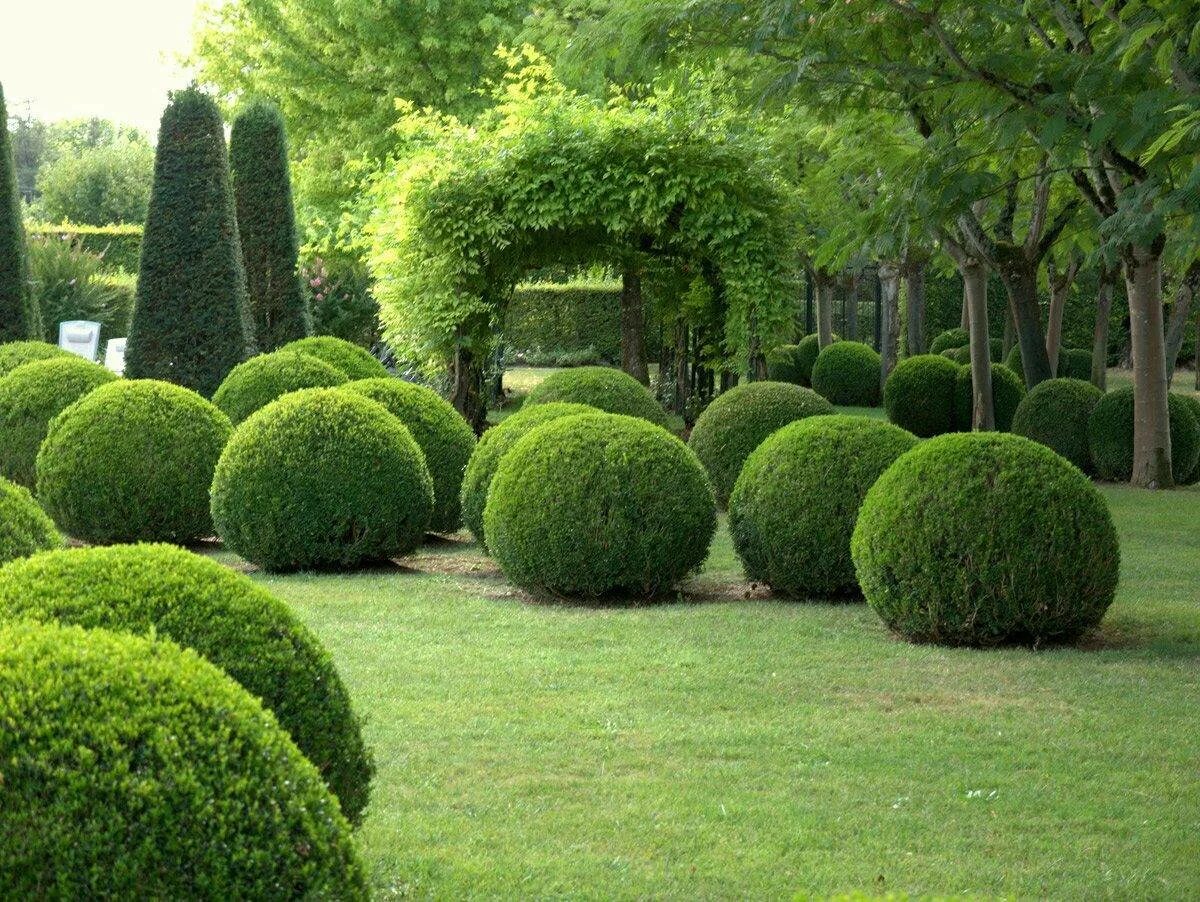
{"left": 0, "top": 82, "right": 40, "bottom": 342}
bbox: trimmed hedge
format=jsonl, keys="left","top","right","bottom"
{"left": 852, "top": 433, "right": 1121, "bottom": 646}
{"left": 729, "top": 415, "right": 917, "bottom": 597}
{"left": 524, "top": 365, "right": 669, "bottom": 427}
{"left": 1087, "top": 387, "right": 1200, "bottom": 484}
{"left": 1011, "top": 378, "right": 1104, "bottom": 473}
{"left": 794, "top": 333, "right": 836, "bottom": 387}
{"left": 504, "top": 282, "right": 626, "bottom": 364}
{"left": 953, "top": 363, "right": 1025, "bottom": 432}
{"left": 213, "top": 350, "right": 347, "bottom": 424}
{"left": 883, "top": 354, "right": 960, "bottom": 437}
{"left": 0, "top": 340, "right": 70, "bottom": 377}
{"left": 37, "top": 380, "right": 232, "bottom": 544}
{"left": 688, "top": 381, "right": 834, "bottom": 505}
{"left": 485, "top": 412, "right": 716, "bottom": 597}
{"left": 280, "top": 335, "right": 389, "bottom": 380}
{"left": 1177, "top": 394, "right": 1200, "bottom": 486}
{"left": 811, "top": 340, "right": 882, "bottom": 407}
{"left": 1004, "top": 345, "right": 1092, "bottom": 384}
{"left": 929, "top": 327, "right": 969, "bottom": 355}
{"left": 0, "top": 621, "right": 368, "bottom": 897}
{"left": 26, "top": 222, "right": 144, "bottom": 273}
{"left": 211, "top": 388, "right": 433, "bottom": 571}
{"left": 0, "top": 478, "right": 63, "bottom": 564}
{"left": 765, "top": 343, "right": 805, "bottom": 384}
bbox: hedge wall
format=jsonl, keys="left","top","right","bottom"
{"left": 26, "top": 223, "right": 143, "bottom": 274}
{"left": 503, "top": 282, "right": 662, "bottom": 364}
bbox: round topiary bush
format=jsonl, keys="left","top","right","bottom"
{"left": 1177, "top": 394, "right": 1200, "bottom": 486}
{"left": 1011, "top": 378, "right": 1104, "bottom": 473}
{"left": 1003, "top": 343, "right": 1025, "bottom": 382}
{"left": 0, "top": 340, "right": 70, "bottom": 378}
{"left": 851, "top": 433, "right": 1121, "bottom": 646}
{"left": 1087, "top": 387, "right": 1200, "bottom": 484}
{"left": 278, "top": 335, "right": 389, "bottom": 380}
{"left": 0, "top": 477, "right": 63, "bottom": 565}
{"left": 729, "top": 415, "right": 917, "bottom": 598}
{"left": 883, "top": 354, "right": 960, "bottom": 438}
{"left": 953, "top": 363, "right": 1025, "bottom": 432}
{"left": 460, "top": 401, "right": 595, "bottom": 546}
{"left": 36, "top": 380, "right": 232, "bottom": 544}
{"left": 0, "top": 355, "right": 116, "bottom": 487}
{"left": 211, "top": 387, "right": 434, "bottom": 571}
{"left": 342, "top": 378, "right": 477, "bottom": 533}
{"left": 523, "top": 366, "right": 670, "bottom": 427}
{"left": 929, "top": 327, "right": 969, "bottom": 355}
{"left": 688, "top": 381, "right": 834, "bottom": 505}
{"left": 484, "top": 412, "right": 716, "bottom": 598}
{"left": 811, "top": 340, "right": 882, "bottom": 407}
{"left": 212, "top": 350, "right": 348, "bottom": 424}
{"left": 0, "top": 543, "right": 373, "bottom": 824}
{"left": 0, "top": 621, "right": 368, "bottom": 898}
{"left": 765, "top": 343, "right": 805, "bottom": 384}
{"left": 940, "top": 346, "right": 972, "bottom": 365}
{"left": 793, "top": 333, "right": 836, "bottom": 387}
{"left": 1059, "top": 348, "right": 1093, "bottom": 381}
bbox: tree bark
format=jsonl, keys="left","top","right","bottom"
{"left": 995, "top": 249, "right": 1053, "bottom": 387}
{"left": 902, "top": 259, "right": 926, "bottom": 355}
{"left": 815, "top": 273, "right": 835, "bottom": 348}
{"left": 1123, "top": 242, "right": 1174, "bottom": 488}
{"left": 963, "top": 258, "right": 995, "bottom": 430}
{"left": 1003, "top": 306, "right": 1016, "bottom": 360}
{"left": 845, "top": 272, "right": 859, "bottom": 341}
{"left": 674, "top": 318, "right": 690, "bottom": 418}
{"left": 1045, "top": 254, "right": 1081, "bottom": 375}
{"left": 450, "top": 344, "right": 487, "bottom": 434}
{"left": 879, "top": 262, "right": 901, "bottom": 388}
{"left": 959, "top": 285, "right": 970, "bottom": 330}
{"left": 1091, "top": 265, "right": 1114, "bottom": 391}
{"left": 1164, "top": 261, "right": 1199, "bottom": 383}
{"left": 620, "top": 263, "right": 649, "bottom": 385}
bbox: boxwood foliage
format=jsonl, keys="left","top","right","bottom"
{"left": 1011, "top": 378, "right": 1104, "bottom": 473}
{"left": 1177, "top": 394, "right": 1200, "bottom": 486}
{"left": 688, "top": 381, "right": 834, "bottom": 506}
{"left": 729, "top": 415, "right": 917, "bottom": 598}
{"left": 929, "top": 327, "right": 969, "bottom": 355}
{"left": 279, "top": 335, "right": 389, "bottom": 380}
{"left": 1, "top": 84, "right": 41, "bottom": 342}
{"left": 1004, "top": 345, "right": 1092, "bottom": 384}
{"left": 765, "top": 343, "right": 805, "bottom": 384}
{"left": 0, "top": 543, "right": 373, "bottom": 824}
{"left": 0, "top": 340, "right": 70, "bottom": 378}
{"left": 953, "top": 363, "right": 1025, "bottom": 432}
{"left": 811, "top": 341, "right": 882, "bottom": 407}
{"left": 852, "top": 433, "right": 1121, "bottom": 646}
{"left": 524, "top": 365, "right": 670, "bottom": 428}
{"left": 1087, "top": 387, "right": 1200, "bottom": 484}
{"left": 940, "top": 346, "right": 972, "bottom": 365}
{"left": 212, "top": 350, "right": 347, "bottom": 424}
{"left": 883, "top": 354, "right": 960, "bottom": 438}
{"left": 793, "top": 333, "right": 836, "bottom": 387}
{"left": 485, "top": 412, "right": 716, "bottom": 598}
{"left": 37, "top": 380, "right": 232, "bottom": 544}
{"left": 343, "top": 378, "right": 477, "bottom": 533}
{"left": 0, "top": 477, "right": 63, "bottom": 564}
{"left": 0, "top": 621, "right": 368, "bottom": 898}
{"left": 0, "top": 356, "right": 116, "bottom": 487}
{"left": 211, "top": 388, "right": 433, "bottom": 571}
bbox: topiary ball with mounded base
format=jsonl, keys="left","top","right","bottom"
{"left": 851, "top": 433, "right": 1120, "bottom": 646}
{"left": 211, "top": 388, "right": 433, "bottom": 571}
{"left": 765, "top": 343, "right": 805, "bottom": 384}
{"left": 953, "top": 363, "right": 1025, "bottom": 431}
{"left": 0, "top": 340, "right": 70, "bottom": 377}
{"left": 0, "top": 477, "right": 63, "bottom": 565}
{"left": 278, "top": 335, "right": 389, "bottom": 380}
{"left": 883, "top": 354, "right": 960, "bottom": 437}
{"left": 929, "top": 327, "right": 969, "bottom": 355}
{"left": 793, "top": 333, "right": 837, "bottom": 387}
{"left": 0, "top": 543, "right": 373, "bottom": 824}
{"left": 1011, "top": 378, "right": 1103, "bottom": 473}
{"left": 688, "top": 381, "right": 834, "bottom": 506}
{"left": 811, "top": 340, "right": 882, "bottom": 406}
{"left": 484, "top": 412, "right": 716, "bottom": 598}
{"left": 940, "top": 346, "right": 971, "bottom": 365}
{"left": 523, "top": 366, "right": 669, "bottom": 427}
{"left": 36, "top": 379, "right": 232, "bottom": 545}
{"left": 1087, "top": 387, "right": 1200, "bottom": 484}
{"left": 0, "top": 621, "right": 368, "bottom": 898}
{"left": 1177, "top": 394, "right": 1200, "bottom": 485}
{"left": 212, "top": 350, "right": 347, "bottom": 424}
{"left": 729, "top": 415, "right": 917, "bottom": 598}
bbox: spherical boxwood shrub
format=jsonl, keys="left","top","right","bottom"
{"left": 765, "top": 343, "right": 805, "bottom": 384}
{"left": 811, "top": 340, "right": 882, "bottom": 407}
{"left": 793, "top": 333, "right": 836, "bottom": 387}
{"left": 883, "top": 354, "right": 960, "bottom": 438}
{"left": 0, "top": 621, "right": 368, "bottom": 898}
{"left": 523, "top": 366, "right": 670, "bottom": 427}
{"left": 460, "top": 401, "right": 595, "bottom": 546}
{"left": 1087, "top": 387, "right": 1200, "bottom": 484}
{"left": 729, "top": 415, "right": 917, "bottom": 598}
{"left": 1003, "top": 343, "right": 1025, "bottom": 381}
{"left": 211, "top": 388, "right": 434, "bottom": 571}
{"left": 1177, "top": 394, "right": 1200, "bottom": 486}
{"left": 0, "top": 340, "right": 70, "bottom": 378}
{"left": 688, "top": 381, "right": 834, "bottom": 505}
{"left": 1059, "top": 348, "right": 1093, "bottom": 381}
{"left": 213, "top": 350, "right": 348, "bottom": 424}
{"left": 343, "top": 378, "right": 477, "bottom": 533}
{"left": 36, "top": 380, "right": 232, "bottom": 544}
{"left": 1011, "top": 378, "right": 1103, "bottom": 473}
{"left": 851, "top": 433, "right": 1121, "bottom": 646}
{"left": 929, "top": 327, "right": 969, "bottom": 355}
{"left": 0, "top": 543, "right": 373, "bottom": 823}
{"left": 953, "top": 363, "right": 1025, "bottom": 432}
{"left": 0, "top": 478, "right": 63, "bottom": 565}
{"left": 940, "top": 346, "right": 972, "bottom": 365}
{"left": 484, "top": 412, "right": 716, "bottom": 598}
{"left": 278, "top": 335, "right": 389, "bottom": 380}
{"left": 0, "top": 355, "right": 116, "bottom": 487}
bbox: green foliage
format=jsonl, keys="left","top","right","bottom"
{"left": 793, "top": 333, "right": 833, "bottom": 387}
{"left": 0, "top": 621, "right": 368, "bottom": 897}
{"left": 505, "top": 282, "right": 625, "bottom": 364}
{"left": 1059, "top": 348, "right": 1093, "bottom": 381}
{"left": 36, "top": 379, "right": 232, "bottom": 544}
{"left": 1011, "top": 378, "right": 1104, "bottom": 473}
{"left": 26, "top": 236, "right": 135, "bottom": 342}
{"left": 1087, "top": 388, "right": 1200, "bottom": 484}
{"left": 811, "top": 341, "right": 881, "bottom": 407}
{"left": 765, "top": 343, "right": 806, "bottom": 384}
{"left": 0, "top": 478, "right": 63, "bottom": 564}
{"left": 213, "top": 350, "right": 347, "bottom": 425}
{"left": 303, "top": 257, "right": 379, "bottom": 348}
{"left": 0, "top": 543, "right": 373, "bottom": 824}
{"left": 35, "top": 141, "right": 154, "bottom": 226}
{"left": 883, "top": 354, "right": 961, "bottom": 438}
{"left": 525, "top": 366, "right": 669, "bottom": 427}
{"left": 953, "top": 364, "right": 1025, "bottom": 432}
{"left": 929, "top": 327, "right": 969, "bottom": 355}
{"left": 852, "top": 433, "right": 1120, "bottom": 646}
{"left": 1, "top": 83, "right": 40, "bottom": 342}
{"left": 729, "top": 415, "right": 917, "bottom": 598}
{"left": 25, "top": 223, "right": 143, "bottom": 273}
{"left": 484, "top": 412, "right": 716, "bottom": 598}
{"left": 941, "top": 346, "right": 971, "bottom": 365}
{"left": 279, "top": 335, "right": 389, "bottom": 380}
{"left": 126, "top": 87, "right": 254, "bottom": 397}
{"left": 211, "top": 388, "right": 434, "bottom": 571}
{"left": 1176, "top": 395, "right": 1200, "bottom": 486}
{"left": 0, "top": 340, "right": 70, "bottom": 377}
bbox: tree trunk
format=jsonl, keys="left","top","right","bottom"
{"left": 620, "top": 264, "right": 649, "bottom": 385}
{"left": 963, "top": 259, "right": 994, "bottom": 430}
{"left": 1046, "top": 284, "right": 1067, "bottom": 376}
{"left": 903, "top": 260, "right": 926, "bottom": 355}
{"left": 674, "top": 318, "right": 690, "bottom": 417}
{"left": 845, "top": 273, "right": 859, "bottom": 341}
{"left": 450, "top": 344, "right": 487, "bottom": 435}
{"left": 996, "top": 250, "right": 1053, "bottom": 387}
{"left": 1091, "top": 266, "right": 1114, "bottom": 391}
{"left": 1003, "top": 306, "right": 1016, "bottom": 360}
{"left": 879, "top": 262, "right": 901, "bottom": 389}
{"left": 815, "top": 274, "right": 835, "bottom": 348}
{"left": 1164, "top": 262, "right": 1199, "bottom": 384}
{"left": 1123, "top": 243, "right": 1174, "bottom": 488}
{"left": 959, "top": 284, "right": 970, "bottom": 330}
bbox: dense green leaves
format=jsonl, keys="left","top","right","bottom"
{"left": 0, "top": 83, "right": 40, "bottom": 342}
{"left": 0, "top": 477, "right": 63, "bottom": 565}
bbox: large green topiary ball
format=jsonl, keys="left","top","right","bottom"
{"left": 929, "top": 327, "right": 969, "bottom": 355}
{"left": 523, "top": 366, "right": 669, "bottom": 427}
{"left": 1176, "top": 394, "right": 1200, "bottom": 486}
{"left": 884, "top": 354, "right": 960, "bottom": 437}
{"left": 1058, "top": 348, "right": 1093, "bottom": 381}
{"left": 279, "top": 335, "right": 389, "bottom": 380}
{"left": 342, "top": 378, "right": 477, "bottom": 533}
{"left": 953, "top": 363, "right": 1025, "bottom": 432}
{"left": 0, "top": 356, "right": 116, "bottom": 487}
{"left": 793, "top": 333, "right": 836, "bottom": 387}
{"left": 0, "top": 543, "right": 373, "bottom": 824}
{"left": 1087, "top": 387, "right": 1200, "bottom": 484}
{"left": 213, "top": 350, "right": 348, "bottom": 424}
{"left": 0, "top": 477, "right": 63, "bottom": 564}
{"left": 0, "top": 340, "right": 71, "bottom": 378}
{"left": 765, "top": 343, "right": 805, "bottom": 384}
{"left": 0, "top": 621, "right": 368, "bottom": 898}
{"left": 36, "top": 380, "right": 232, "bottom": 544}
{"left": 851, "top": 433, "right": 1120, "bottom": 646}
{"left": 1011, "top": 378, "right": 1104, "bottom": 473}
{"left": 729, "top": 415, "right": 917, "bottom": 598}
{"left": 811, "top": 340, "right": 882, "bottom": 407}
{"left": 211, "top": 388, "right": 433, "bottom": 571}
{"left": 940, "top": 346, "right": 972, "bottom": 365}
{"left": 688, "top": 381, "right": 834, "bottom": 506}
{"left": 485, "top": 412, "right": 716, "bottom": 598}
{"left": 460, "top": 401, "right": 595, "bottom": 547}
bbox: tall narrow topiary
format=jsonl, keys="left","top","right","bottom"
{"left": 126, "top": 87, "right": 254, "bottom": 397}
{"left": 0, "top": 83, "right": 40, "bottom": 342}
{"left": 230, "top": 100, "right": 311, "bottom": 351}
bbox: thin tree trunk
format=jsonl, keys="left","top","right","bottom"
{"left": 903, "top": 260, "right": 926, "bottom": 355}
{"left": 620, "top": 263, "right": 649, "bottom": 385}
{"left": 963, "top": 259, "right": 995, "bottom": 430}
{"left": 450, "top": 344, "right": 487, "bottom": 434}
{"left": 1124, "top": 243, "right": 1174, "bottom": 488}
{"left": 996, "top": 250, "right": 1053, "bottom": 387}
{"left": 1164, "top": 261, "right": 1199, "bottom": 383}
{"left": 1045, "top": 261, "right": 1075, "bottom": 376}
{"left": 816, "top": 274, "right": 834, "bottom": 348}
{"left": 879, "top": 262, "right": 901, "bottom": 388}
{"left": 674, "top": 318, "right": 689, "bottom": 416}
{"left": 1091, "top": 265, "right": 1114, "bottom": 391}
{"left": 845, "top": 272, "right": 859, "bottom": 341}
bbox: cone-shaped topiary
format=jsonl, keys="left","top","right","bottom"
{"left": 811, "top": 341, "right": 882, "bottom": 407}
{"left": 230, "top": 100, "right": 312, "bottom": 350}
{"left": 794, "top": 333, "right": 837, "bottom": 387}
{"left": 485, "top": 412, "right": 716, "bottom": 598}
{"left": 1011, "top": 378, "right": 1103, "bottom": 473}
{"left": 688, "top": 381, "right": 834, "bottom": 506}
{"left": 953, "top": 363, "right": 1025, "bottom": 432}
{"left": 730, "top": 415, "right": 917, "bottom": 598}
{"left": 765, "top": 343, "right": 805, "bottom": 384}
{"left": 126, "top": 87, "right": 254, "bottom": 397}
{"left": 1087, "top": 387, "right": 1200, "bottom": 484}
{"left": 929, "top": 327, "right": 969, "bottom": 355}
{"left": 0, "top": 477, "right": 63, "bottom": 564}
{"left": 524, "top": 365, "right": 670, "bottom": 427}
{"left": 213, "top": 350, "right": 347, "bottom": 424}
{"left": 0, "top": 84, "right": 41, "bottom": 342}
{"left": 0, "top": 621, "right": 369, "bottom": 898}
{"left": 0, "top": 543, "right": 373, "bottom": 824}
{"left": 0, "top": 340, "right": 70, "bottom": 377}
{"left": 883, "top": 354, "right": 960, "bottom": 438}
{"left": 279, "top": 335, "right": 389, "bottom": 380}
{"left": 1177, "top": 394, "right": 1200, "bottom": 486}
{"left": 852, "top": 433, "right": 1121, "bottom": 646}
